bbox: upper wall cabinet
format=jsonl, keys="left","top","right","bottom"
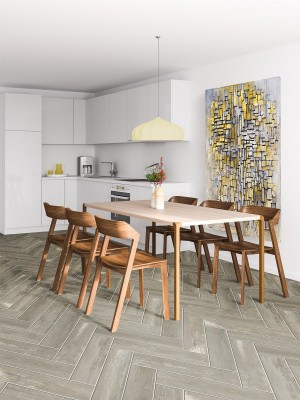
{"left": 5, "top": 93, "right": 42, "bottom": 131}
{"left": 74, "top": 99, "right": 86, "bottom": 144}
{"left": 42, "top": 97, "right": 73, "bottom": 144}
{"left": 42, "top": 98, "right": 87, "bottom": 144}
{"left": 126, "top": 86, "right": 147, "bottom": 141}
{"left": 86, "top": 95, "right": 110, "bottom": 144}
{"left": 86, "top": 79, "right": 191, "bottom": 144}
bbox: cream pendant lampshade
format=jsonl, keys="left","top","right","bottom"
{"left": 132, "top": 36, "right": 184, "bottom": 141}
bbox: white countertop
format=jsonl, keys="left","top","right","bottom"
{"left": 42, "top": 175, "right": 190, "bottom": 187}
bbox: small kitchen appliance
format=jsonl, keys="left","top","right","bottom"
{"left": 78, "top": 156, "right": 95, "bottom": 177}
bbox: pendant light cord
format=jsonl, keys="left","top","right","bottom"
{"left": 156, "top": 35, "right": 160, "bottom": 117}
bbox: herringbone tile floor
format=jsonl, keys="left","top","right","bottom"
{"left": 0, "top": 232, "right": 299, "bottom": 399}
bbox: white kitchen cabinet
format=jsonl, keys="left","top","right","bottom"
{"left": 147, "top": 80, "right": 191, "bottom": 140}
{"left": 77, "top": 179, "right": 111, "bottom": 219}
{"left": 5, "top": 93, "right": 42, "bottom": 132}
{"left": 86, "top": 95, "right": 110, "bottom": 144}
{"left": 109, "top": 91, "right": 127, "bottom": 143}
{"left": 42, "top": 179, "right": 65, "bottom": 226}
{"left": 65, "top": 179, "right": 78, "bottom": 211}
{"left": 5, "top": 131, "right": 42, "bottom": 229}
{"left": 42, "top": 97, "right": 74, "bottom": 144}
{"left": 127, "top": 86, "right": 148, "bottom": 141}
{"left": 74, "top": 99, "right": 86, "bottom": 144}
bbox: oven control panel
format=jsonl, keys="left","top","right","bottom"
{"left": 111, "top": 184, "right": 130, "bottom": 192}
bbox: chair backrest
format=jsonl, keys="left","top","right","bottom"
{"left": 168, "top": 196, "right": 198, "bottom": 205}
{"left": 44, "top": 202, "right": 67, "bottom": 220}
{"left": 66, "top": 209, "right": 96, "bottom": 228}
{"left": 95, "top": 216, "right": 140, "bottom": 241}
{"left": 200, "top": 200, "right": 234, "bottom": 211}
{"left": 240, "top": 205, "right": 280, "bottom": 225}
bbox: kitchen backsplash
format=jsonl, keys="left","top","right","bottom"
{"left": 42, "top": 145, "right": 95, "bottom": 175}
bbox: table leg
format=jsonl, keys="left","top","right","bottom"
{"left": 259, "top": 216, "right": 265, "bottom": 303}
{"left": 173, "top": 222, "right": 181, "bottom": 320}
{"left": 82, "top": 204, "right": 87, "bottom": 232}
{"left": 152, "top": 222, "right": 156, "bottom": 256}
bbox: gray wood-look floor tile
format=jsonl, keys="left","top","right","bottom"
{"left": 286, "top": 358, "right": 300, "bottom": 385}
{"left": 205, "top": 325, "right": 236, "bottom": 371}
{"left": 133, "top": 352, "right": 240, "bottom": 385}
{"left": 0, "top": 336, "right": 57, "bottom": 360}
{"left": 259, "top": 354, "right": 300, "bottom": 400}
{"left": 29, "top": 300, "right": 68, "bottom": 335}
{"left": 123, "top": 364, "right": 156, "bottom": 400}
{"left": 154, "top": 384, "right": 184, "bottom": 400}
{"left": 41, "top": 310, "right": 81, "bottom": 348}
{"left": 230, "top": 338, "right": 271, "bottom": 391}
{"left": 0, "top": 233, "right": 299, "bottom": 399}
{"left": 156, "top": 370, "right": 275, "bottom": 400}
{"left": 54, "top": 319, "right": 96, "bottom": 364}
{"left": 71, "top": 333, "right": 113, "bottom": 385}
{"left": 0, "top": 383, "right": 70, "bottom": 399}
{"left": 91, "top": 348, "right": 133, "bottom": 400}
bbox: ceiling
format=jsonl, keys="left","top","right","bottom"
{"left": 1, "top": 0, "right": 300, "bottom": 93}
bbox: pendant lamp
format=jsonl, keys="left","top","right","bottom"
{"left": 132, "top": 36, "right": 184, "bottom": 141}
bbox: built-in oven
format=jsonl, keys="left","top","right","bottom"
{"left": 111, "top": 184, "right": 130, "bottom": 223}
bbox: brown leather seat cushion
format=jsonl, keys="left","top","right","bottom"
{"left": 217, "top": 240, "right": 273, "bottom": 254}
{"left": 179, "top": 231, "right": 228, "bottom": 243}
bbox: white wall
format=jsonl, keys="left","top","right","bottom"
{"left": 95, "top": 41, "right": 300, "bottom": 281}
{"left": 42, "top": 145, "right": 95, "bottom": 175}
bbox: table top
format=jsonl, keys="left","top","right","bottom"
{"left": 84, "top": 200, "right": 261, "bottom": 227}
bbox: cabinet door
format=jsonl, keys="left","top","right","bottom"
{"left": 171, "top": 80, "right": 191, "bottom": 140}
{"left": 5, "top": 131, "right": 42, "bottom": 229}
{"left": 42, "top": 180, "right": 65, "bottom": 226}
{"left": 74, "top": 99, "right": 86, "bottom": 144}
{"left": 86, "top": 96, "right": 110, "bottom": 144}
{"left": 42, "top": 97, "right": 73, "bottom": 144}
{"left": 109, "top": 91, "right": 127, "bottom": 143}
{"left": 147, "top": 82, "right": 171, "bottom": 121}
{"left": 77, "top": 180, "right": 111, "bottom": 219}
{"left": 127, "top": 86, "right": 147, "bottom": 141}
{"left": 5, "top": 93, "right": 42, "bottom": 131}
{"left": 129, "top": 185, "right": 152, "bottom": 245}
{"left": 65, "top": 180, "right": 78, "bottom": 211}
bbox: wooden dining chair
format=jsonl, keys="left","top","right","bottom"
{"left": 212, "top": 205, "right": 288, "bottom": 305}
{"left": 86, "top": 216, "right": 170, "bottom": 332}
{"left": 145, "top": 196, "right": 198, "bottom": 257}
{"left": 57, "top": 209, "right": 126, "bottom": 309}
{"left": 175, "top": 200, "right": 250, "bottom": 288}
{"left": 36, "top": 203, "right": 93, "bottom": 290}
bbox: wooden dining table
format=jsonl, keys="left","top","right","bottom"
{"left": 84, "top": 200, "right": 264, "bottom": 320}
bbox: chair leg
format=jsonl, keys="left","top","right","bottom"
{"left": 106, "top": 268, "right": 111, "bottom": 288}
{"left": 212, "top": 246, "right": 219, "bottom": 294}
{"left": 111, "top": 267, "right": 133, "bottom": 332}
{"left": 203, "top": 244, "right": 213, "bottom": 273}
{"left": 126, "top": 282, "right": 131, "bottom": 299}
{"left": 51, "top": 244, "right": 69, "bottom": 292}
{"left": 274, "top": 248, "right": 289, "bottom": 298}
{"left": 86, "top": 260, "right": 102, "bottom": 315}
{"left": 163, "top": 232, "right": 168, "bottom": 259}
{"left": 240, "top": 252, "right": 246, "bottom": 305}
{"left": 145, "top": 227, "right": 150, "bottom": 253}
{"left": 57, "top": 249, "right": 73, "bottom": 295}
{"left": 77, "top": 256, "right": 94, "bottom": 309}
{"left": 81, "top": 257, "right": 86, "bottom": 275}
{"left": 160, "top": 261, "right": 170, "bottom": 320}
{"left": 230, "top": 252, "right": 241, "bottom": 283}
{"left": 245, "top": 256, "right": 254, "bottom": 286}
{"left": 196, "top": 242, "right": 203, "bottom": 289}
{"left": 139, "top": 269, "right": 144, "bottom": 307}
{"left": 36, "top": 239, "right": 51, "bottom": 281}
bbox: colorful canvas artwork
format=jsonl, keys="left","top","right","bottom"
{"left": 206, "top": 77, "right": 280, "bottom": 236}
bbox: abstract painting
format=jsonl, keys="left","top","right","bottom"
{"left": 206, "top": 77, "right": 280, "bottom": 236}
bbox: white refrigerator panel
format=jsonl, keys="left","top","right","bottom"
{"left": 5, "top": 131, "right": 42, "bottom": 228}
